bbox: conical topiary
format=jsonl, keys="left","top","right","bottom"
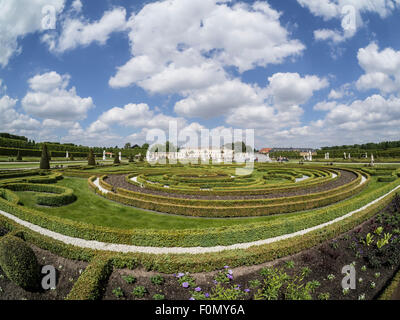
{"left": 40, "top": 144, "right": 50, "bottom": 169}
{"left": 16, "top": 150, "right": 22, "bottom": 161}
{"left": 88, "top": 149, "right": 96, "bottom": 166}
{"left": 128, "top": 155, "right": 134, "bottom": 163}
{"left": 113, "top": 154, "right": 120, "bottom": 164}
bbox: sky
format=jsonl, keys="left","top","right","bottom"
{"left": 1, "top": 0, "right": 400, "bottom": 149}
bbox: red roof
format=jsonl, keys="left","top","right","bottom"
{"left": 260, "top": 148, "right": 272, "bottom": 153}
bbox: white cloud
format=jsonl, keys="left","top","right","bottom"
{"left": 174, "top": 79, "right": 262, "bottom": 118}
{"left": 356, "top": 43, "right": 400, "bottom": 93}
{"left": 22, "top": 71, "right": 94, "bottom": 121}
{"left": 0, "top": 0, "right": 65, "bottom": 67}
{"left": 299, "top": 0, "right": 400, "bottom": 43}
{"left": 71, "top": 0, "right": 82, "bottom": 13}
{"left": 109, "top": 0, "right": 304, "bottom": 91}
{"left": 0, "top": 95, "right": 41, "bottom": 133}
{"left": 45, "top": 7, "right": 127, "bottom": 53}
{"left": 328, "top": 83, "right": 353, "bottom": 99}
{"left": 266, "top": 73, "right": 329, "bottom": 109}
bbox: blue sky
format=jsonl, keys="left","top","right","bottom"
{"left": 1, "top": 0, "right": 400, "bottom": 149}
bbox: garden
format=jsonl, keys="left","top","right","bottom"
{"left": 0, "top": 160, "right": 400, "bottom": 300}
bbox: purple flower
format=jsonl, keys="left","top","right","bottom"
{"left": 244, "top": 289, "right": 250, "bottom": 293}
{"left": 195, "top": 287, "right": 202, "bottom": 292}
{"left": 228, "top": 270, "right": 233, "bottom": 275}
{"left": 182, "top": 282, "right": 189, "bottom": 288}
{"left": 213, "top": 280, "right": 218, "bottom": 284}
{"left": 204, "top": 293, "right": 210, "bottom": 298}
{"left": 177, "top": 273, "right": 185, "bottom": 278}
{"left": 224, "top": 266, "right": 229, "bottom": 269}
{"left": 234, "top": 287, "right": 240, "bottom": 290}
{"left": 227, "top": 274, "right": 233, "bottom": 280}
{"left": 189, "top": 297, "right": 195, "bottom": 300}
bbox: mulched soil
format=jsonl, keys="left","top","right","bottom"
{"left": 0, "top": 244, "right": 87, "bottom": 300}
{"left": 105, "top": 169, "right": 357, "bottom": 200}
{"left": 103, "top": 196, "right": 400, "bottom": 300}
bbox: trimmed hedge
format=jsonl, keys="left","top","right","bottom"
{"left": 4, "top": 183, "right": 76, "bottom": 207}
{"left": 379, "top": 267, "right": 400, "bottom": 300}
{"left": 66, "top": 254, "right": 112, "bottom": 300}
{"left": 378, "top": 176, "right": 397, "bottom": 182}
{"left": 95, "top": 172, "right": 368, "bottom": 217}
{"left": 0, "top": 235, "right": 40, "bottom": 289}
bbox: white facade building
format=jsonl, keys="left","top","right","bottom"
{"left": 147, "top": 147, "right": 253, "bottom": 163}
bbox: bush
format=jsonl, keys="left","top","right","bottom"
{"left": 113, "top": 155, "right": 120, "bottom": 164}
{"left": 378, "top": 176, "right": 397, "bottom": 182}
{"left": 16, "top": 150, "right": 22, "bottom": 161}
{"left": 88, "top": 149, "right": 96, "bottom": 166}
{"left": 0, "top": 235, "right": 40, "bottom": 290}
{"left": 40, "top": 144, "right": 50, "bottom": 170}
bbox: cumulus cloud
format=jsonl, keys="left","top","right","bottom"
{"left": 0, "top": 0, "right": 65, "bottom": 67}
{"left": 109, "top": 0, "right": 304, "bottom": 91}
{"left": 0, "top": 95, "right": 41, "bottom": 133}
{"left": 356, "top": 43, "right": 400, "bottom": 93}
{"left": 43, "top": 7, "right": 127, "bottom": 52}
{"left": 298, "top": 0, "right": 400, "bottom": 43}
{"left": 22, "top": 71, "right": 94, "bottom": 121}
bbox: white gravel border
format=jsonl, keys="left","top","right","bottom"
{"left": 0, "top": 175, "right": 394, "bottom": 255}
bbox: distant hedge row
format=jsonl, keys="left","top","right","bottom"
{"left": 0, "top": 146, "right": 101, "bottom": 158}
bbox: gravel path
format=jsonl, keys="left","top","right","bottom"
{"left": 105, "top": 169, "right": 355, "bottom": 200}
{"left": 1, "top": 175, "right": 393, "bottom": 255}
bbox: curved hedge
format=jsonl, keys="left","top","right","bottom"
{"left": 4, "top": 183, "right": 76, "bottom": 207}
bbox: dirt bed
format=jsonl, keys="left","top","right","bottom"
{"left": 0, "top": 244, "right": 87, "bottom": 300}
{"left": 103, "top": 196, "right": 400, "bottom": 301}
{"left": 105, "top": 169, "right": 358, "bottom": 200}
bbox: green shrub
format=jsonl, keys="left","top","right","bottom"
{"left": 132, "top": 285, "right": 147, "bottom": 298}
{"left": 66, "top": 255, "right": 112, "bottom": 300}
{"left": 88, "top": 149, "right": 96, "bottom": 166}
{"left": 40, "top": 144, "right": 50, "bottom": 170}
{"left": 378, "top": 176, "right": 396, "bottom": 182}
{"left": 150, "top": 274, "right": 164, "bottom": 285}
{"left": 0, "top": 235, "right": 39, "bottom": 290}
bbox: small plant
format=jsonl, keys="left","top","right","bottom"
{"left": 301, "top": 267, "right": 312, "bottom": 277}
{"left": 122, "top": 275, "right": 136, "bottom": 284}
{"left": 285, "top": 260, "right": 295, "bottom": 269}
{"left": 358, "top": 293, "right": 366, "bottom": 300}
{"left": 361, "top": 265, "right": 367, "bottom": 272}
{"left": 132, "top": 286, "right": 147, "bottom": 298}
{"left": 326, "top": 274, "right": 336, "bottom": 281}
{"left": 377, "top": 233, "right": 392, "bottom": 249}
{"left": 362, "top": 233, "right": 374, "bottom": 246}
{"left": 358, "top": 278, "right": 363, "bottom": 284}
{"left": 330, "top": 240, "right": 339, "bottom": 250}
{"left": 374, "top": 272, "right": 381, "bottom": 279}
{"left": 112, "top": 287, "right": 124, "bottom": 299}
{"left": 248, "top": 279, "right": 261, "bottom": 289}
{"left": 176, "top": 273, "right": 196, "bottom": 288}
{"left": 370, "top": 282, "right": 376, "bottom": 289}
{"left": 374, "top": 227, "right": 384, "bottom": 236}
{"left": 350, "top": 261, "right": 356, "bottom": 267}
{"left": 318, "top": 293, "right": 330, "bottom": 300}
{"left": 150, "top": 274, "right": 165, "bottom": 286}
{"left": 153, "top": 294, "right": 165, "bottom": 300}
{"left": 343, "top": 288, "right": 350, "bottom": 296}
{"left": 214, "top": 268, "right": 233, "bottom": 284}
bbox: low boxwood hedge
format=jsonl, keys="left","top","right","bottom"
{"left": 4, "top": 183, "right": 76, "bottom": 207}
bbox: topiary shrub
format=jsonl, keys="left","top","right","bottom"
{"left": 0, "top": 235, "right": 40, "bottom": 290}
{"left": 16, "top": 150, "right": 22, "bottom": 162}
{"left": 88, "top": 149, "right": 96, "bottom": 166}
{"left": 113, "top": 155, "right": 120, "bottom": 164}
{"left": 40, "top": 144, "right": 50, "bottom": 170}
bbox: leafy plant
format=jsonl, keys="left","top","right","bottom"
{"left": 318, "top": 293, "right": 330, "bottom": 300}
{"left": 209, "top": 284, "right": 248, "bottom": 300}
{"left": 112, "top": 287, "right": 124, "bottom": 298}
{"left": 285, "top": 260, "right": 295, "bottom": 269}
{"left": 362, "top": 233, "right": 374, "bottom": 246}
{"left": 150, "top": 274, "right": 165, "bottom": 286}
{"left": 122, "top": 275, "right": 136, "bottom": 284}
{"left": 132, "top": 285, "right": 147, "bottom": 298}
{"left": 374, "top": 227, "right": 384, "bottom": 236}
{"left": 377, "top": 233, "right": 392, "bottom": 249}
{"left": 153, "top": 294, "right": 165, "bottom": 300}
{"left": 248, "top": 279, "right": 261, "bottom": 289}
{"left": 176, "top": 273, "right": 196, "bottom": 288}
